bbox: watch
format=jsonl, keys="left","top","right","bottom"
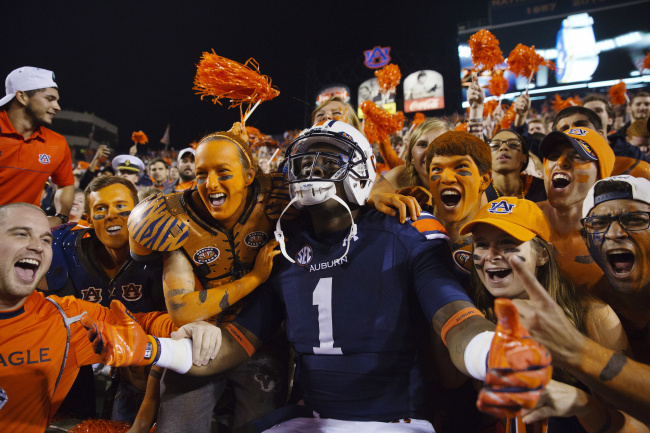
{"left": 55, "top": 214, "right": 69, "bottom": 224}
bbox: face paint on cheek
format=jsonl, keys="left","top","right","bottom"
{"left": 457, "top": 171, "right": 472, "bottom": 176}
{"left": 430, "top": 174, "right": 441, "bottom": 181}
{"left": 503, "top": 248, "right": 521, "bottom": 254}
{"left": 196, "top": 178, "right": 206, "bottom": 185}
{"left": 586, "top": 231, "right": 608, "bottom": 269}
{"left": 474, "top": 263, "right": 484, "bottom": 271}
{"left": 118, "top": 211, "right": 131, "bottom": 217}
{"left": 93, "top": 214, "right": 105, "bottom": 220}
{"left": 218, "top": 175, "right": 233, "bottom": 181}
{"left": 575, "top": 173, "right": 591, "bottom": 183}
{"left": 514, "top": 255, "right": 526, "bottom": 262}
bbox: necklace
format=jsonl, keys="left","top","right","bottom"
{"left": 493, "top": 178, "right": 524, "bottom": 199}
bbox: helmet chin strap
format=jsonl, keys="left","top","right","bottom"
{"left": 274, "top": 193, "right": 358, "bottom": 264}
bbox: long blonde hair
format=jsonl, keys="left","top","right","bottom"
{"left": 400, "top": 118, "right": 451, "bottom": 187}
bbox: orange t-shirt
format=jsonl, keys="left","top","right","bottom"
{"left": 0, "top": 110, "right": 75, "bottom": 206}
{"left": 175, "top": 179, "right": 197, "bottom": 192}
{"left": 0, "top": 291, "right": 176, "bottom": 433}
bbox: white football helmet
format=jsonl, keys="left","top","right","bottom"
{"left": 275, "top": 120, "right": 376, "bottom": 263}
{"left": 283, "top": 120, "right": 376, "bottom": 208}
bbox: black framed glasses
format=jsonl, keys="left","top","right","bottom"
{"left": 489, "top": 139, "right": 522, "bottom": 151}
{"left": 580, "top": 211, "right": 650, "bottom": 234}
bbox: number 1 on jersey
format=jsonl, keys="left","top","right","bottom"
{"left": 312, "top": 277, "right": 343, "bottom": 355}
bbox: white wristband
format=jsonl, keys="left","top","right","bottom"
{"left": 154, "top": 337, "right": 193, "bottom": 374}
{"left": 464, "top": 331, "right": 494, "bottom": 381}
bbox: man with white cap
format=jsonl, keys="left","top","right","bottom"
{"left": 0, "top": 66, "right": 75, "bottom": 227}
{"left": 581, "top": 175, "right": 650, "bottom": 365}
{"left": 162, "top": 147, "right": 196, "bottom": 194}
{"left": 112, "top": 154, "right": 146, "bottom": 188}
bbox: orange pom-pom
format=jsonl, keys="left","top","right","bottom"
{"left": 360, "top": 101, "right": 405, "bottom": 145}
{"left": 412, "top": 112, "right": 426, "bottom": 127}
{"left": 246, "top": 126, "right": 279, "bottom": 149}
{"left": 609, "top": 81, "right": 628, "bottom": 105}
{"left": 507, "top": 44, "right": 555, "bottom": 79}
{"left": 189, "top": 141, "right": 199, "bottom": 150}
{"left": 375, "top": 64, "right": 401, "bottom": 94}
{"left": 193, "top": 50, "right": 279, "bottom": 122}
{"left": 68, "top": 419, "right": 132, "bottom": 433}
{"left": 488, "top": 70, "right": 509, "bottom": 97}
{"left": 455, "top": 122, "right": 468, "bottom": 132}
{"left": 643, "top": 52, "right": 650, "bottom": 72}
{"left": 484, "top": 100, "right": 499, "bottom": 118}
{"left": 131, "top": 131, "right": 148, "bottom": 145}
{"left": 469, "top": 30, "right": 505, "bottom": 71}
{"left": 500, "top": 106, "right": 516, "bottom": 129}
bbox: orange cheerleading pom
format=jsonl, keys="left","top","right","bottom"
{"left": 469, "top": 30, "right": 505, "bottom": 72}
{"left": 488, "top": 71, "right": 509, "bottom": 97}
{"left": 507, "top": 44, "right": 555, "bottom": 79}
{"left": 131, "top": 131, "right": 148, "bottom": 145}
{"left": 375, "top": 63, "right": 401, "bottom": 94}
{"left": 193, "top": 50, "right": 280, "bottom": 122}
{"left": 643, "top": 52, "right": 650, "bottom": 72}
{"left": 551, "top": 94, "right": 581, "bottom": 113}
{"left": 455, "top": 122, "right": 468, "bottom": 132}
{"left": 68, "top": 419, "right": 132, "bottom": 433}
{"left": 412, "top": 112, "right": 426, "bottom": 127}
{"left": 609, "top": 81, "right": 628, "bottom": 105}
{"left": 360, "top": 101, "right": 405, "bottom": 146}
{"left": 484, "top": 99, "right": 499, "bottom": 118}
{"left": 500, "top": 105, "right": 516, "bottom": 130}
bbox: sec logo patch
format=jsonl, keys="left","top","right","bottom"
{"left": 296, "top": 245, "right": 313, "bottom": 266}
{"left": 245, "top": 231, "right": 268, "bottom": 247}
{"left": 193, "top": 247, "right": 220, "bottom": 264}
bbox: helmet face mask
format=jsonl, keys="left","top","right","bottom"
{"left": 283, "top": 120, "right": 375, "bottom": 208}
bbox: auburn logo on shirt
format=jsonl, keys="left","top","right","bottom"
{"left": 244, "top": 231, "right": 268, "bottom": 247}
{"left": 38, "top": 153, "right": 51, "bottom": 164}
{"left": 122, "top": 283, "right": 143, "bottom": 301}
{"left": 453, "top": 250, "right": 473, "bottom": 274}
{"left": 193, "top": 247, "right": 220, "bottom": 264}
{"left": 81, "top": 287, "right": 102, "bottom": 303}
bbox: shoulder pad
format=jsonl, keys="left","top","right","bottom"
{"left": 128, "top": 192, "right": 190, "bottom": 252}
{"left": 46, "top": 224, "right": 84, "bottom": 291}
{"left": 409, "top": 212, "right": 449, "bottom": 241}
{"left": 264, "top": 172, "right": 299, "bottom": 221}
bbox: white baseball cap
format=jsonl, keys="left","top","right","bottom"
{"left": 583, "top": 175, "right": 650, "bottom": 218}
{"left": 0, "top": 67, "right": 58, "bottom": 107}
{"left": 177, "top": 147, "right": 195, "bottom": 163}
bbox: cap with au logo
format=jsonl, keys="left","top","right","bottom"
{"left": 539, "top": 127, "right": 614, "bottom": 180}
{"left": 460, "top": 197, "right": 550, "bottom": 242}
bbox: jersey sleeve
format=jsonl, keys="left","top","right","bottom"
{"left": 404, "top": 214, "right": 474, "bottom": 321}
{"left": 50, "top": 137, "right": 75, "bottom": 187}
{"left": 232, "top": 281, "right": 285, "bottom": 343}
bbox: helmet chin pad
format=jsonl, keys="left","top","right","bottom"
{"left": 289, "top": 181, "right": 337, "bottom": 209}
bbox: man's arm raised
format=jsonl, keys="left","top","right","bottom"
{"left": 510, "top": 255, "right": 650, "bottom": 424}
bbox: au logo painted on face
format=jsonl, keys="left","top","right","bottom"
{"left": 488, "top": 200, "right": 516, "bottom": 214}
{"left": 296, "top": 245, "right": 313, "bottom": 266}
{"left": 245, "top": 231, "right": 269, "bottom": 247}
{"left": 194, "top": 247, "right": 220, "bottom": 264}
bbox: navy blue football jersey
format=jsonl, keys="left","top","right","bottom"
{"left": 235, "top": 209, "right": 472, "bottom": 421}
{"left": 45, "top": 224, "right": 166, "bottom": 313}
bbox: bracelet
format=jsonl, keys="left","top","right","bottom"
{"left": 55, "top": 214, "right": 69, "bottom": 224}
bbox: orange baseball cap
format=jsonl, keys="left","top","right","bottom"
{"left": 460, "top": 197, "right": 551, "bottom": 242}
{"left": 539, "top": 127, "right": 614, "bottom": 180}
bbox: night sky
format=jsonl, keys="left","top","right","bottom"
{"left": 3, "top": 1, "right": 486, "bottom": 152}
